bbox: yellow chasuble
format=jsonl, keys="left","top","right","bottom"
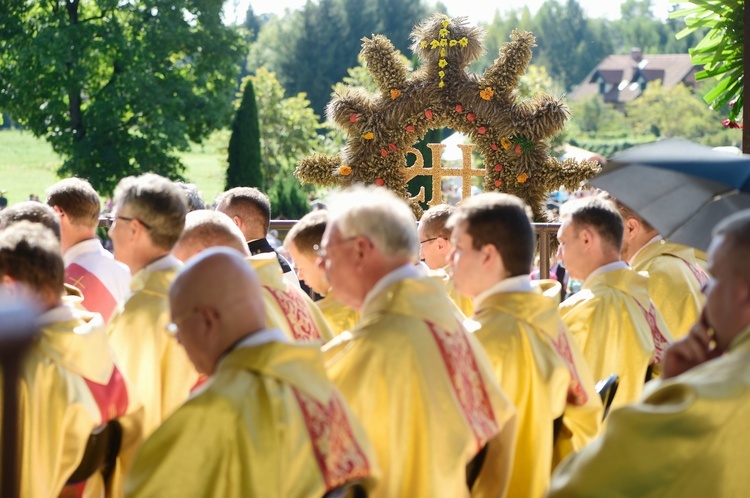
{"left": 248, "top": 253, "right": 334, "bottom": 343}
{"left": 315, "top": 293, "right": 360, "bottom": 336}
{"left": 560, "top": 267, "right": 674, "bottom": 409}
{"left": 631, "top": 240, "right": 707, "bottom": 339}
{"left": 5, "top": 306, "right": 144, "bottom": 498}
{"left": 324, "top": 274, "right": 517, "bottom": 498}
{"left": 467, "top": 280, "right": 601, "bottom": 497}
{"left": 549, "top": 324, "right": 750, "bottom": 498}
{"left": 107, "top": 258, "right": 198, "bottom": 436}
{"left": 125, "top": 340, "right": 379, "bottom": 498}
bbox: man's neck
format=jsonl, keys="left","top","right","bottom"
{"left": 580, "top": 255, "right": 621, "bottom": 282}
{"left": 61, "top": 227, "right": 98, "bottom": 254}
{"left": 626, "top": 232, "right": 661, "bottom": 264}
{"left": 128, "top": 249, "right": 171, "bottom": 274}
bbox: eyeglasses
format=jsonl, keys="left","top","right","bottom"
{"left": 116, "top": 215, "right": 152, "bottom": 230}
{"left": 420, "top": 237, "right": 438, "bottom": 245}
{"left": 313, "top": 236, "right": 358, "bottom": 259}
{"left": 165, "top": 308, "right": 200, "bottom": 336}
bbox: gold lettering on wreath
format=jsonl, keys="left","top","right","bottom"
{"left": 404, "top": 143, "right": 485, "bottom": 206}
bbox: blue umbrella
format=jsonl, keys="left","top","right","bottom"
{"left": 608, "top": 139, "right": 750, "bottom": 192}
{"left": 587, "top": 139, "right": 750, "bottom": 251}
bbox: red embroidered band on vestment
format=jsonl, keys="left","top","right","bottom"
{"left": 293, "top": 388, "right": 371, "bottom": 491}
{"left": 264, "top": 286, "right": 321, "bottom": 341}
{"left": 426, "top": 320, "right": 499, "bottom": 451}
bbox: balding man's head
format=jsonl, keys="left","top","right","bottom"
{"left": 169, "top": 247, "right": 266, "bottom": 375}
{"left": 173, "top": 210, "right": 250, "bottom": 262}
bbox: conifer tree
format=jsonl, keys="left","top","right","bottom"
{"left": 226, "top": 79, "right": 264, "bottom": 190}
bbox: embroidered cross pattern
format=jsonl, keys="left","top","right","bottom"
{"left": 426, "top": 320, "right": 499, "bottom": 450}
{"left": 545, "top": 325, "right": 588, "bottom": 406}
{"left": 634, "top": 300, "right": 669, "bottom": 364}
{"left": 264, "top": 287, "right": 321, "bottom": 341}
{"left": 66, "top": 263, "right": 118, "bottom": 322}
{"left": 293, "top": 389, "right": 371, "bottom": 491}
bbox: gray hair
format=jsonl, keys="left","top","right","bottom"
{"left": 114, "top": 173, "right": 187, "bottom": 250}
{"left": 326, "top": 186, "right": 419, "bottom": 262}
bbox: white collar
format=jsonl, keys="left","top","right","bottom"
{"left": 474, "top": 274, "right": 533, "bottom": 308}
{"left": 37, "top": 303, "right": 77, "bottom": 326}
{"left": 361, "top": 263, "right": 423, "bottom": 311}
{"left": 63, "top": 238, "right": 105, "bottom": 267}
{"left": 139, "top": 254, "right": 181, "bottom": 276}
{"left": 234, "top": 328, "right": 288, "bottom": 349}
{"left": 628, "top": 234, "right": 663, "bottom": 266}
{"left": 585, "top": 260, "right": 629, "bottom": 284}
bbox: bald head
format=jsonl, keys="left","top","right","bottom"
{"left": 169, "top": 247, "right": 266, "bottom": 375}
{"left": 173, "top": 210, "right": 250, "bottom": 262}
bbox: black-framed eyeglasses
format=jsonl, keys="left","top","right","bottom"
{"left": 420, "top": 237, "right": 438, "bottom": 245}
{"left": 313, "top": 236, "right": 358, "bottom": 259}
{"left": 116, "top": 215, "right": 152, "bottom": 230}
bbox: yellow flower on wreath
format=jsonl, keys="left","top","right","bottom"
{"left": 480, "top": 87, "right": 495, "bottom": 100}
{"left": 339, "top": 165, "right": 352, "bottom": 176}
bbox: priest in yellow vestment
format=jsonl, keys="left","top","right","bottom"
{"left": 106, "top": 174, "right": 198, "bottom": 436}
{"left": 172, "top": 210, "right": 335, "bottom": 343}
{"left": 284, "top": 210, "right": 360, "bottom": 336}
{"left": 550, "top": 209, "right": 750, "bottom": 497}
{"left": 319, "top": 187, "right": 517, "bottom": 498}
{"left": 419, "top": 203, "right": 474, "bottom": 317}
{"left": 0, "top": 222, "right": 143, "bottom": 498}
{"left": 617, "top": 202, "right": 707, "bottom": 339}
{"left": 448, "top": 194, "right": 601, "bottom": 497}
{"left": 558, "top": 197, "right": 674, "bottom": 409}
{"left": 126, "top": 248, "right": 378, "bottom": 497}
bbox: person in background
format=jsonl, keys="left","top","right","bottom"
{"left": 615, "top": 200, "right": 707, "bottom": 339}
{"left": 0, "top": 222, "right": 142, "bottom": 498}
{"left": 557, "top": 196, "right": 673, "bottom": 409}
{"left": 320, "top": 186, "right": 517, "bottom": 498}
{"left": 106, "top": 173, "right": 197, "bottom": 436}
{"left": 126, "top": 248, "right": 379, "bottom": 497}
{"left": 549, "top": 209, "right": 750, "bottom": 497}
{"left": 418, "top": 203, "right": 474, "bottom": 317}
{"left": 448, "top": 193, "right": 601, "bottom": 495}
{"left": 46, "top": 177, "right": 131, "bottom": 322}
{"left": 284, "top": 210, "right": 360, "bottom": 336}
{"left": 215, "top": 186, "right": 299, "bottom": 287}
{"left": 173, "top": 209, "right": 334, "bottom": 344}
{"left": 174, "top": 181, "right": 205, "bottom": 212}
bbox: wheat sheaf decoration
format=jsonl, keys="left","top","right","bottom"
{"left": 294, "top": 13, "right": 601, "bottom": 220}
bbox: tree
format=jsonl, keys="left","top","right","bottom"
{"left": 278, "top": 0, "right": 352, "bottom": 117}
{"left": 0, "top": 0, "right": 246, "bottom": 195}
{"left": 226, "top": 78, "right": 264, "bottom": 190}
{"left": 534, "top": 0, "right": 612, "bottom": 91}
{"left": 568, "top": 95, "right": 630, "bottom": 136}
{"left": 625, "top": 81, "right": 740, "bottom": 146}
{"left": 250, "top": 67, "right": 328, "bottom": 193}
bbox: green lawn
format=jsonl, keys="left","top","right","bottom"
{"left": 0, "top": 129, "right": 228, "bottom": 205}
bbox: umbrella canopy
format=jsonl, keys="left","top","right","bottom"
{"left": 588, "top": 139, "right": 750, "bottom": 252}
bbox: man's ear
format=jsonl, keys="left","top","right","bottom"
{"left": 624, "top": 217, "right": 639, "bottom": 238}
{"left": 231, "top": 215, "right": 244, "bottom": 231}
{"left": 580, "top": 227, "right": 594, "bottom": 249}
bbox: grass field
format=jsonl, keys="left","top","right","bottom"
{"left": 0, "top": 129, "right": 228, "bottom": 205}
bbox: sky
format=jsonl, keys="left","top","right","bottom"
{"left": 223, "top": 0, "right": 677, "bottom": 25}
